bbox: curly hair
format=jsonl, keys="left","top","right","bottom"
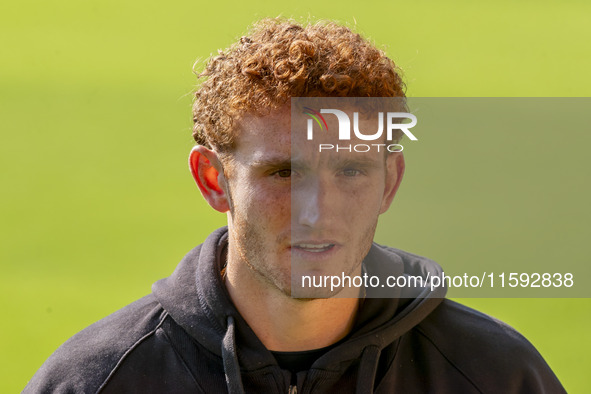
{"left": 192, "top": 18, "right": 406, "bottom": 152}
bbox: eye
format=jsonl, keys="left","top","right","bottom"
{"left": 342, "top": 168, "right": 361, "bottom": 177}
{"left": 273, "top": 168, "right": 292, "bottom": 178}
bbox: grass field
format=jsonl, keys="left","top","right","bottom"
{"left": 1, "top": 0, "right": 590, "bottom": 392}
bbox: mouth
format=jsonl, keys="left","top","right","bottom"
{"left": 292, "top": 243, "right": 335, "bottom": 253}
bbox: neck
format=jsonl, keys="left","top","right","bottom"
{"left": 224, "top": 248, "right": 361, "bottom": 351}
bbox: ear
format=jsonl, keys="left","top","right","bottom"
{"left": 379, "top": 152, "right": 405, "bottom": 214}
{"left": 189, "top": 146, "right": 230, "bottom": 213}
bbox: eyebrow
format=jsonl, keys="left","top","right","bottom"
{"left": 250, "top": 156, "right": 293, "bottom": 169}
{"left": 328, "top": 156, "right": 382, "bottom": 170}
{"left": 249, "top": 155, "right": 382, "bottom": 171}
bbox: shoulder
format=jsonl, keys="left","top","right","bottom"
{"left": 24, "top": 294, "right": 168, "bottom": 393}
{"left": 414, "top": 299, "right": 565, "bottom": 392}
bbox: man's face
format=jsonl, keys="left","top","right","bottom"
{"left": 223, "top": 105, "right": 402, "bottom": 298}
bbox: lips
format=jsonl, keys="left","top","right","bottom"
{"left": 290, "top": 239, "right": 340, "bottom": 255}
{"left": 290, "top": 240, "right": 342, "bottom": 265}
{"left": 293, "top": 243, "right": 335, "bottom": 253}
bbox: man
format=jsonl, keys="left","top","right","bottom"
{"left": 25, "top": 18, "right": 565, "bottom": 393}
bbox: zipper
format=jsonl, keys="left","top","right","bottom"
{"left": 288, "top": 371, "right": 298, "bottom": 393}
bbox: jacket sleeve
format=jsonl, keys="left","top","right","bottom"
{"left": 23, "top": 295, "right": 167, "bottom": 394}
{"left": 416, "top": 300, "right": 566, "bottom": 393}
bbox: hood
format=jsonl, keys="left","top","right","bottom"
{"left": 152, "top": 227, "right": 447, "bottom": 393}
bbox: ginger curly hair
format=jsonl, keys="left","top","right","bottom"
{"left": 192, "top": 18, "right": 406, "bottom": 152}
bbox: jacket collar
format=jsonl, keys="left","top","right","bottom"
{"left": 152, "top": 227, "right": 447, "bottom": 372}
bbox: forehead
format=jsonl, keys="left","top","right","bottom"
{"left": 232, "top": 106, "right": 387, "bottom": 167}
{"left": 235, "top": 106, "right": 291, "bottom": 153}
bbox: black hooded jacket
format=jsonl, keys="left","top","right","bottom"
{"left": 24, "top": 227, "right": 565, "bottom": 393}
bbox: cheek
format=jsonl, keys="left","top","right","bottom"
{"left": 231, "top": 180, "right": 291, "bottom": 222}
{"left": 258, "top": 191, "right": 291, "bottom": 222}
{"left": 342, "top": 181, "right": 386, "bottom": 215}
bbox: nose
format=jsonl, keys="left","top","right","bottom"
{"left": 293, "top": 175, "right": 333, "bottom": 229}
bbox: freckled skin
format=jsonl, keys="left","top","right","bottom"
{"left": 223, "top": 107, "right": 294, "bottom": 296}
{"left": 224, "top": 105, "right": 402, "bottom": 299}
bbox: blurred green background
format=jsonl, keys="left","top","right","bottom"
{"left": 1, "top": 0, "right": 589, "bottom": 392}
